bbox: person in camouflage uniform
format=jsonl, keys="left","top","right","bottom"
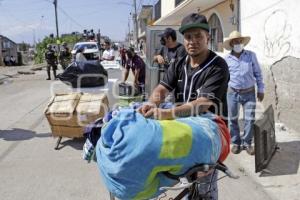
{"left": 45, "top": 44, "right": 58, "bottom": 80}
{"left": 59, "top": 42, "right": 71, "bottom": 70}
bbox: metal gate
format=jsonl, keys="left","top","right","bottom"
{"left": 254, "top": 105, "right": 277, "bottom": 173}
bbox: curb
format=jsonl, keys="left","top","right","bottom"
{"left": 0, "top": 76, "right": 8, "bottom": 84}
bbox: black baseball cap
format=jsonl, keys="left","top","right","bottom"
{"left": 159, "top": 28, "right": 176, "bottom": 39}
{"left": 179, "top": 13, "right": 210, "bottom": 34}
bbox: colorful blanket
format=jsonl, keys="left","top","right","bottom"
{"left": 96, "top": 109, "right": 229, "bottom": 200}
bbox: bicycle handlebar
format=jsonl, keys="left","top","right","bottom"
{"left": 214, "top": 162, "right": 239, "bottom": 179}
{"left": 160, "top": 162, "right": 239, "bottom": 191}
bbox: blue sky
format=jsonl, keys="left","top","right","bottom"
{"left": 0, "top": 0, "right": 156, "bottom": 44}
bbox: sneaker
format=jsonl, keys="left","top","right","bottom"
{"left": 46, "top": 78, "right": 51, "bottom": 80}
{"left": 231, "top": 145, "right": 241, "bottom": 154}
{"left": 244, "top": 145, "right": 255, "bottom": 155}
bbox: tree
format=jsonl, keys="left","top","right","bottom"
{"left": 34, "top": 34, "right": 81, "bottom": 64}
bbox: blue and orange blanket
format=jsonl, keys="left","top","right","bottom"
{"left": 95, "top": 108, "right": 230, "bottom": 200}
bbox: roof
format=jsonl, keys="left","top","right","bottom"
{"left": 0, "top": 35, "right": 17, "bottom": 45}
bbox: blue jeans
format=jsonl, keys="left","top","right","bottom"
{"left": 227, "top": 91, "right": 256, "bottom": 146}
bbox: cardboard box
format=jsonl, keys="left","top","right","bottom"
{"left": 45, "top": 93, "right": 109, "bottom": 138}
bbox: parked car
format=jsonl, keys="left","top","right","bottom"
{"left": 71, "top": 42, "right": 100, "bottom": 60}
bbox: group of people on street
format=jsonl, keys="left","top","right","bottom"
{"left": 44, "top": 12, "right": 264, "bottom": 198}
{"left": 44, "top": 42, "right": 71, "bottom": 80}
{"left": 3, "top": 55, "right": 17, "bottom": 66}
{"left": 82, "top": 29, "right": 96, "bottom": 41}
{"left": 150, "top": 17, "right": 264, "bottom": 157}
{"left": 42, "top": 10, "right": 266, "bottom": 199}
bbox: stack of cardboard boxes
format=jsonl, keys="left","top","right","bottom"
{"left": 45, "top": 93, "right": 109, "bottom": 138}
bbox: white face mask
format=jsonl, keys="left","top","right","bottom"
{"left": 233, "top": 44, "right": 244, "bottom": 53}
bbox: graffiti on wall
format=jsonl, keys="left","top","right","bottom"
{"left": 264, "top": 9, "right": 292, "bottom": 60}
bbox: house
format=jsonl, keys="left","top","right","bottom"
{"left": 0, "top": 35, "right": 18, "bottom": 66}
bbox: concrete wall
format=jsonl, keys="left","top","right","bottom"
{"left": 161, "top": 0, "right": 175, "bottom": 18}
{"left": 0, "top": 38, "right": 3, "bottom": 66}
{"left": 240, "top": 0, "right": 300, "bottom": 131}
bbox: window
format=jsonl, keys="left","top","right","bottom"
{"left": 154, "top": 0, "right": 161, "bottom": 20}
{"left": 208, "top": 14, "right": 223, "bottom": 52}
{"left": 3, "top": 41, "right": 11, "bottom": 49}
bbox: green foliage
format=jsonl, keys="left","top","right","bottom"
{"left": 34, "top": 34, "right": 81, "bottom": 64}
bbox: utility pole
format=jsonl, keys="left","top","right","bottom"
{"left": 53, "top": 0, "right": 60, "bottom": 51}
{"left": 128, "top": 15, "right": 131, "bottom": 46}
{"left": 33, "top": 29, "right": 36, "bottom": 47}
{"left": 133, "top": 0, "right": 139, "bottom": 49}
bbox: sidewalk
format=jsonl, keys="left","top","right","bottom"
{"left": 228, "top": 123, "right": 300, "bottom": 200}
{"left": 0, "top": 63, "right": 47, "bottom": 84}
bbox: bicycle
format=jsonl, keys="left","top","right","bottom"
{"left": 109, "top": 162, "right": 239, "bottom": 200}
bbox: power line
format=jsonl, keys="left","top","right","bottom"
{"left": 57, "top": 6, "right": 84, "bottom": 29}
{"left": 42, "top": 0, "right": 84, "bottom": 29}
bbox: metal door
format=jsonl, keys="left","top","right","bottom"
{"left": 145, "top": 25, "right": 183, "bottom": 97}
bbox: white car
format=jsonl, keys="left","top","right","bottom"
{"left": 71, "top": 41, "right": 100, "bottom": 60}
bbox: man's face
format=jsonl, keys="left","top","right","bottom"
{"left": 104, "top": 43, "right": 110, "bottom": 50}
{"left": 164, "top": 36, "right": 173, "bottom": 48}
{"left": 183, "top": 28, "right": 209, "bottom": 57}
{"left": 230, "top": 38, "right": 243, "bottom": 47}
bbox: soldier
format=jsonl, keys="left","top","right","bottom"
{"left": 45, "top": 44, "right": 58, "bottom": 80}
{"left": 59, "top": 42, "right": 71, "bottom": 70}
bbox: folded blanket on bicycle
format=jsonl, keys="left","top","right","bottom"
{"left": 96, "top": 109, "right": 230, "bottom": 200}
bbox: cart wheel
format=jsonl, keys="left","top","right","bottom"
{"left": 54, "top": 137, "right": 62, "bottom": 150}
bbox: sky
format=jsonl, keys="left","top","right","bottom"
{"left": 0, "top": 0, "right": 156, "bottom": 44}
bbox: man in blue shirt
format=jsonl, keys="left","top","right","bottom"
{"left": 224, "top": 31, "right": 264, "bottom": 155}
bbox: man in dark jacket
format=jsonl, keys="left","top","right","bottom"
{"left": 153, "top": 28, "right": 187, "bottom": 70}
{"left": 59, "top": 42, "right": 71, "bottom": 70}
{"left": 45, "top": 44, "right": 57, "bottom": 80}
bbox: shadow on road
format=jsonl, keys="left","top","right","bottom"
{"left": 260, "top": 141, "right": 300, "bottom": 177}
{"left": 0, "top": 128, "right": 50, "bottom": 141}
{"left": 55, "top": 137, "right": 85, "bottom": 151}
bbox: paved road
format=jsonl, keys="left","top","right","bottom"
{"left": 0, "top": 66, "right": 273, "bottom": 200}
